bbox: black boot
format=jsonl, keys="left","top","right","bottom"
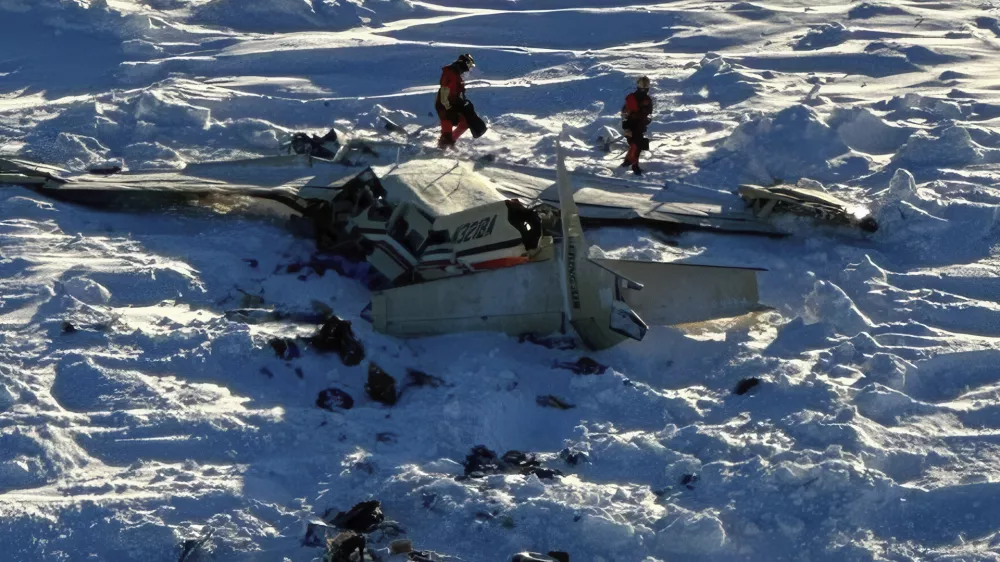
{"left": 620, "top": 158, "right": 631, "bottom": 168}
{"left": 631, "top": 164, "right": 643, "bottom": 176}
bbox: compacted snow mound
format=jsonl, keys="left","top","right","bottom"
{"left": 701, "top": 104, "right": 870, "bottom": 184}
{"left": 681, "top": 54, "right": 762, "bottom": 107}
{"left": 892, "top": 126, "right": 987, "bottom": 168}
{"left": 794, "top": 22, "right": 852, "bottom": 51}
{"left": 827, "top": 107, "right": 915, "bottom": 154}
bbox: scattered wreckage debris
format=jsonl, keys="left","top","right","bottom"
{"left": 739, "top": 183, "right": 879, "bottom": 232}
{"left": 0, "top": 136, "right": 769, "bottom": 351}
{"left": 553, "top": 357, "right": 608, "bottom": 375}
{"left": 366, "top": 363, "right": 398, "bottom": 406}
{"left": 316, "top": 387, "right": 354, "bottom": 411}
{"left": 681, "top": 473, "right": 700, "bottom": 490}
{"left": 310, "top": 316, "right": 365, "bottom": 366}
{"left": 461, "top": 446, "right": 564, "bottom": 480}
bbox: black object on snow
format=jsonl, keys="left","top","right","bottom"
{"left": 311, "top": 316, "right": 365, "bottom": 366}
{"left": 324, "top": 530, "right": 366, "bottom": 562}
{"left": 289, "top": 130, "right": 339, "bottom": 159}
{"left": 88, "top": 164, "right": 122, "bottom": 176}
{"left": 548, "top": 552, "right": 570, "bottom": 562}
{"left": 554, "top": 357, "right": 608, "bottom": 375}
{"left": 734, "top": 377, "right": 761, "bottom": 395}
{"left": 329, "top": 500, "right": 384, "bottom": 534}
{"left": 61, "top": 321, "right": 77, "bottom": 333}
{"left": 242, "top": 258, "right": 258, "bottom": 268}
{"left": 518, "top": 333, "right": 577, "bottom": 350}
{"left": 681, "top": 474, "right": 700, "bottom": 490}
{"left": 316, "top": 388, "right": 354, "bottom": 411}
{"left": 269, "top": 337, "right": 300, "bottom": 360}
{"left": 536, "top": 395, "right": 575, "bottom": 410}
{"left": 405, "top": 369, "right": 448, "bottom": 389}
{"left": 376, "top": 432, "right": 397, "bottom": 444}
{"left": 366, "top": 363, "right": 398, "bottom": 405}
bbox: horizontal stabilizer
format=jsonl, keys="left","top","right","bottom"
{"left": 591, "top": 259, "right": 764, "bottom": 326}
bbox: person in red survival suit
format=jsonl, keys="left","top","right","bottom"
{"left": 436, "top": 53, "right": 475, "bottom": 149}
{"left": 620, "top": 75, "right": 654, "bottom": 175}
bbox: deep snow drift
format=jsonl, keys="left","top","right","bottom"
{"left": 4, "top": 1, "right": 1000, "bottom": 561}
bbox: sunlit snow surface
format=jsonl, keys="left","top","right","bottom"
{"left": 3, "top": 0, "right": 1000, "bottom": 560}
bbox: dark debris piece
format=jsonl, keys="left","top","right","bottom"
{"left": 269, "top": 338, "right": 300, "bottom": 360}
{"left": 681, "top": 474, "right": 700, "bottom": 490}
{"left": 548, "top": 552, "right": 570, "bottom": 562}
{"left": 310, "top": 316, "right": 365, "bottom": 366}
{"left": 462, "top": 446, "right": 562, "bottom": 480}
{"left": 324, "top": 530, "right": 366, "bottom": 562}
{"left": 734, "top": 377, "right": 761, "bottom": 395}
{"left": 365, "top": 363, "right": 398, "bottom": 406}
{"left": 536, "top": 395, "right": 575, "bottom": 410}
{"left": 463, "top": 445, "right": 502, "bottom": 477}
{"left": 559, "top": 448, "right": 588, "bottom": 466}
{"left": 518, "top": 333, "right": 577, "bottom": 350}
{"left": 376, "top": 432, "right": 398, "bottom": 444}
{"left": 260, "top": 367, "right": 274, "bottom": 379}
{"left": 316, "top": 388, "right": 354, "bottom": 411}
{"left": 242, "top": 258, "right": 258, "bottom": 268}
{"left": 554, "top": 357, "right": 608, "bottom": 375}
{"left": 405, "top": 369, "right": 448, "bottom": 389}
{"left": 61, "top": 321, "right": 77, "bottom": 333}
{"left": 329, "top": 500, "right": 384, "bottom": 534}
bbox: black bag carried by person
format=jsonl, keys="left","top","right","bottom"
{"left": 461, "top": 100, "right": 488, "bottom": 138}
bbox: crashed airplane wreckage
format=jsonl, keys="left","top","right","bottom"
{"left": 0, "top": 140, "right": 769, "bottom": 350}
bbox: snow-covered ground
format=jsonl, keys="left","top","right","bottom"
{"left": 4, "top": 0, "right": 1000, "bottom": 560}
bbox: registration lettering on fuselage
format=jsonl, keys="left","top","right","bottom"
{"left": 453, "top": 214, "right": 498, "bottom": 244}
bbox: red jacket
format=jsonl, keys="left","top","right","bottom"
{"left": 622, "top": 91, "right": 653, "bottom": 132}
{"left": 436, "top": 64, "right": 466, "bottom": 111}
